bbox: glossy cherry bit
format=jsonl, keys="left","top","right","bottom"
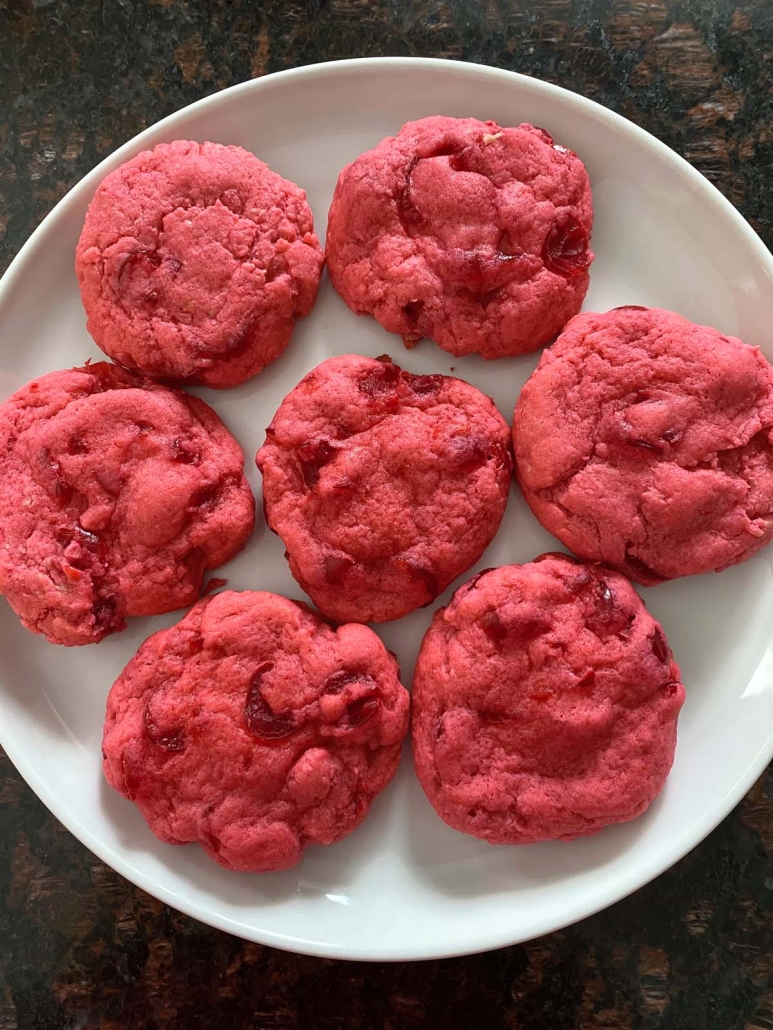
{"left": 542, "top": 216, "right": 591, "bottom": 278}
{"left": 325, "top": 554, "right": 356, "bottom": 585}
{"left": 143, "top": 700, "right": 185, "bottom": 753}
{"left": 245, "top": 662, "right": 296, "bottom": 743}
{"left": 298, "top": 437, "right": 336, "bottom": 489}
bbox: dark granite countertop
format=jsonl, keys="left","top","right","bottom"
{"left": 1, "top": 1, "right": 772, "bottom": 1027}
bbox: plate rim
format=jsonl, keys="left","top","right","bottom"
{"left": 2, "top": 55, "right": 773, "bottom": 961}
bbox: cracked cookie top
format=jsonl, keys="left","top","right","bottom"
{"left": 514, "top": 306, "right": 773, "bottom": 582}
{"left": 102, "top": 590, "right": 410, "bottom": 872}
{"left": 411, "top": 555, "right": 684, "bottom": 844}
{"left": 0, "top": 362, "right": 254, "bottom": 645}
{"left": 76, "top": 140, "right": 324, "bottom": 388}
{"left": 326, "top": 116, "right": 593, "bottom": 359}
{"left": 256, "top": 354, "right": 512, "bottom": 623}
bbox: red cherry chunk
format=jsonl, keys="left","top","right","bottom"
{"left": 584, "top": 579, "right": 634, "bottom": 637}
{"left": 323, "top": 671, "right": 367, "bottom": 695}
{"left": 481, "top": 608, "right": 549, "bottom": 645}
{"left": 496, "top": 229, "right": 519, "bottom": 258}
{"left": 44, "top": 452, "right": 75, "bottom": 507}
{"left": 447, "top": 249, "right": 488, "bottom": 291}
{"left": 447, "top": 144, "right": 476, "bottom": 173}
{"left": 143, "top": 698, "right": 185, "bottom": 752}
{"left": 189, "top": 482, "right": 220, "bottom": 510}
{"left": 574, "top": 670, "right": 596, "bottom": 691}
{"left": 245, "top": 662, "right": 296, "bottom": 743}
{"left": 607, "top": 416, "right": 665, "bottom": 454}
{"left": 67, "top": 435, "right": 88, "bottom": 455}
{"left": 87, "top": 362, "right": 132, "bottom": 393}
{"left": 171, "top": 438, "right": 201, "bottom": 465}
{"left": 75, "top": 525, "right": 107, "bottom": 563}
{"left": 542, "top": 216, "right": 591, "bottom": 278}
{"left": 402, "top": 300, "right": 425, "bottom": 324}
{"left": 54, "top": 479, "right": 74, "bottom": 507}
{"left": 213, "top": 315, "right": 261, "bottom": 360}
{"left": 481, "top": 611, "right": 508, "bottom": 643}
{"left": 494, "top": 442, "right": 513, "bottom": 473}
{"left": 359, "top": 361, "right": 402, "bottom": 399}
{"left": 448, "top": 435, "right": 490, "bottom": 473}
{"left": 651, "top": 628, "right": 670, "bottom": 663}
{"left": 115, "top": 249, "right": 161, "bottom": 296}
{"left": 661, "top": 427, "right": 682, "bottom": 444}
{"left": 393, "top": 556, "right": 438, "bottom": 603}
{"left": 626, "top": 435, "right": 663, "bottom": 453}
{"left": 345, "top": 691, "right": 382, "bottom": 727}
{"left": 93, "top": 596, "right": 122, "bottom": 633}
{"left": 406, "top": 372, "right": 443, "bottom": 397}
{"left": 325, "top": 554, "right": 355, "bottom": 585}
{"left": 323, "top": 672, "right": 382, "bottom": 728}
{"left": 297, "top": 438, "right": 335, "bottom": 489}
{"left": 396, "top": 155, "right": 424, "bottom": 227}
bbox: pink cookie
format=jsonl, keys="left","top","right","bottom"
{"left": 514, "top": 307, "right": 773, "bottom": 584}
{"left": 76, "top": 141, "right": 324, "bottom": 388}
{"left": 257, "top": 354, "right": 512, "bottom": 623}
{"left": 326, "top": 116, "right": 593, "bottom": 359}
{"left": 0, "top": 362, "right": 254, "bottom": 646}
{"left": 412, "top": 555, "right": 685, "bottom": 844}
{"left": 102, "top": 590, "right": 410, "bottom": 872}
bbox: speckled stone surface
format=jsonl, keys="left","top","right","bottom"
{"left": 0, "top": 1, "right": 772, "bottom": 1026}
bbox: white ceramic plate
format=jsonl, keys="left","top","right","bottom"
{"left": 1, "top": 58, "right": 773, "bottom": 962}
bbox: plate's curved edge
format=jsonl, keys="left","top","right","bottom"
{"left": 4, "top": 718, "right": 773, "bottom": 961}
{"left": 1, "top": 57, "right": 773, "bottom": 961}
{"left": 2, "top": 57, "right": 772, "bottom": 311}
